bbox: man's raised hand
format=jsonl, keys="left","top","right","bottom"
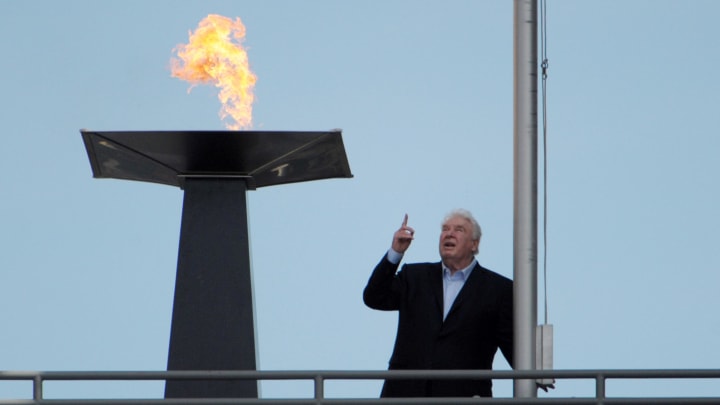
{"left": 392, "top": 214, "right": 415, "bottom": 253}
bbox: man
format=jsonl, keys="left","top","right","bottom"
{"left": 363, "top": 209, "right": 513, "bottom": 398}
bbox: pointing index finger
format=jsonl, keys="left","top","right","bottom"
{"left": 402, "top": 213, "right": 408, "bottom": 228}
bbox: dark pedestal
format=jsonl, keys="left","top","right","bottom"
{"left": 165, "top": 177, "right": 257, "bottom": 398}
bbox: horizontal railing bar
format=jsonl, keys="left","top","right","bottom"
{"left": 3, "top": 398, "right": 720, "bottom": 405}
{"left": 3, "top": 369, "right": 720, "bottom": 381}
{"left": 3, "top": 369, "right": 720, "bottom": 404}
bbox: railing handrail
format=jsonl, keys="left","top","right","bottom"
{"left": 4, "top": 368, "right": 720, "bottom": 379}
{"left": 2, "top": 368, "right": 720, "bottom": 405}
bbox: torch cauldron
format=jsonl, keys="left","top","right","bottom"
{"left": 81, "top": 129, "right": 353, "bottom": 398}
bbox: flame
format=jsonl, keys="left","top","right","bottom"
{"left": 171, "top": 14, "right": 257, "bottom": 130}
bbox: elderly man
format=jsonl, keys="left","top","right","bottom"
{"left": 363, "top": 209, "right": 513, "bottom": 398}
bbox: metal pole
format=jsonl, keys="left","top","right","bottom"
{"left": 513, "top": 0, "right": 538, "bottom": 398}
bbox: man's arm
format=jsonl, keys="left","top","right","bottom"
{"left": 362, "top": 254, "right": 402, "bottom": 310}
{"left": 496, "top": 278, "right": 514, "bottom": 368}
{"left": 363, "top": 214, "right": 415, "bottom": 310}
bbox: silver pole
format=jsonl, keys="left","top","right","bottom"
{"left": 513, "top": 0, "right": 538, "bottom": 398}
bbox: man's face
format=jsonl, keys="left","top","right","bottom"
{"left": 439, "top": 216, "right": 479, "bottom": 265}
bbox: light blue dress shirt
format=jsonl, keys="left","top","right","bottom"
{"left": 441, "top": 260, "right": 476, "bottom": 320}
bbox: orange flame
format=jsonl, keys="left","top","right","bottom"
{"left": 171, "top": 14, "right": 257, "bottom": 130}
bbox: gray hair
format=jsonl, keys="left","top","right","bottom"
{"left": 442, "top": 209, "right": 482, "bottom": 253}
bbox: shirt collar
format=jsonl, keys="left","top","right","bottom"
{"left": 442, "top": 259, "right": 477, "bottom": 280}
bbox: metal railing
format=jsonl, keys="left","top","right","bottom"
{"left": 2, "top": 369, "right": 720, "bottom": 404}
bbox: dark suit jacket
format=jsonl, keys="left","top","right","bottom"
{"left": 363, "top": 254, "right": 513, "bottom": 398}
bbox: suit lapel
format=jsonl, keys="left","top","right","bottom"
{"left": 431, "top": 263, "right": 444, "bottom": 319}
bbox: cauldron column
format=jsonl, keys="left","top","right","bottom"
{"left": 81, "top": 130, "right": 352, "bottom": 399}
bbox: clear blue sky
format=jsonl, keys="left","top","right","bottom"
{"left": 2, "top": 0, "right": 719, "bottom": 400}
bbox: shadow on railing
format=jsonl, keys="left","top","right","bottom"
{"left": 2, "top": 369, "right": 720, "bottom": 404}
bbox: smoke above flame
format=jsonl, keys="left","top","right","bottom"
{"left": 171, "top": 14, "right": 257, "bottom": 130}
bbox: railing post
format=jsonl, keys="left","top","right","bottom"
{"left": 314, "top": 374, "right": 324, "bottom": 403}
{"left": 32, "top": 374, "right": 42, "bottom": 401}
{"left": 596, "top": 372, "right": 606, "bottom": 403}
